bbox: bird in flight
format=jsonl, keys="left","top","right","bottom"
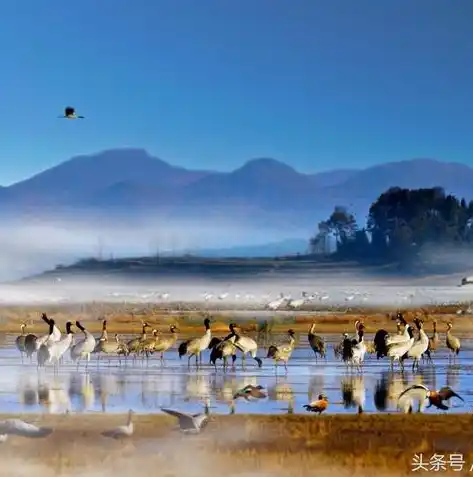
{"left": 58, "top": 106, "right": 84, "bottom": 119}
{"left": 0, "top": 419, "right": 53, "bottom": 442}
{"left": 397, "top": 384, "right": 464, "bottom": 412}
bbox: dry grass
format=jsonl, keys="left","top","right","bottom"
{"left": 2, "top": 413, "right": 473, "bottom": 476}
{"left": 1, "top": 302, "right": 473, "bottom": 338}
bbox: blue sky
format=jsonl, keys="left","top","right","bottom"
{"left": 1, "top": 0, "right": 473, "bottom": 185}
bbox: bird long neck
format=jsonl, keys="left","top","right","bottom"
{"left": 20, "top": 324, "right": 26, "bottom": 335}
{"left": 127, "top": 411, "right": 133, "bottom": 426}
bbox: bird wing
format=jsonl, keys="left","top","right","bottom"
{"left": 191, "top": 414, "right": 209, "bottom": 429}
{"left": 438, "top": 387, "right": 464, "bottom": 402}
{"left": 0, "top": 419, "right": 52, "bottom": 437}
{"left": 161, "top": 408, "right": 193, "bottom": 420}
{"left": 397, "top": 385, "right": 429, "bottom": 403}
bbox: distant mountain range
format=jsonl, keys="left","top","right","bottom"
{"left": 2, "top": 148, "right": 473, "bottom": 231}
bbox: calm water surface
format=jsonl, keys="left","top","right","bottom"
{"left": 0, "top": 333, "right": 471, "bottom": 416}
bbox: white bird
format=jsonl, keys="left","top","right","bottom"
{"left": 287, "top": 292, "right": 308, "bottom": 309}
{"left": 161, "top": 401, "right": 210, "bottom": 434}
{"left": 228, "top": 325, "right": 263, "bottom": 368}
{"left": 387, "top": 325, "right": 415, "bottom": 371}
{"left": 403, "top": 318, "right": 429, "bottom": 371}
{"left": 35, "top": 313, "right": 61, "bottom": 350}
{"left": 102, "top": 409, "right": 134, "bottom": 439}
{"left": 218, "top": 293, "right": 229, "bottom": 300}
{"left": 178, "top": 318, "right": 212, "bottom": 366}
{"left": 38, "top": 321, "right": 75, "bottom": 368}
{"left": 0, "top": 419, "right": 53, "bottom": 441}
{"left": 70, "top": 321, "right": 96, "bottom": 367}
{"left": 385, "top": 314, "right": 410, "bottom": 345}
{"left": 397, "top": 384, "right": 464, "bottom": 413}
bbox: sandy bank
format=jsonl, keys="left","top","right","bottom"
{"left": 2, "top": 413, "right": 473, "bottom": 476}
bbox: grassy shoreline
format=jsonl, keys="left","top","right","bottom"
{"left": 2, "top": 413, "right": 472, "bottom": 476}
{"left": 0, "top": 303, "right": 472, "bottom": 336}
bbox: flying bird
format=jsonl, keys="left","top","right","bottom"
{"left": 58, "top": 106, "right": 84, "bottom": 119}
{"left": 397, "top": 384, "right": 464, "bottom": 412}
{"left": 0, "top": 419, "right": 53, "bottom": 442}
{"left": 160, "top": 405, "right": 210, "bottom": 434}
{"left": 233, "top": 384, "right": 267, "bottom": 401}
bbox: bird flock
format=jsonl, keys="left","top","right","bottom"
{"left": 12, "top": 310, "right": 468, "bottom": 422}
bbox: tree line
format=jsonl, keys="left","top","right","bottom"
{"left": 309, "top": 186, "right": 473, "bottom": 264}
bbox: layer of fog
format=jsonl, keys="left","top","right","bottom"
{"left": 0, "top": 216, "right": 307, "bottom": 281}
{"left": 2, "top": 272, "right": 473, "bottom": 307}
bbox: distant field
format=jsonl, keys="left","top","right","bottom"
{"left": 2, "top": 413, "right": 472, "bottom": 476}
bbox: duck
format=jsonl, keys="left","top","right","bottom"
{"left": 303, "top": 393, "right": 328, "bottom": 414}
{"left": 233, "top": 384, "right": 267, "bottom": 401}
{"left": 397, "top": 384, "right": 464, "bottom": 413}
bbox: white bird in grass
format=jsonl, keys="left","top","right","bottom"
{"left": 70, "top": 321, "right": 96, "bottom": 368}
{"left": 101, "top": 409, "right": 134, "bottom": 439}
{"left": 161, "top": 400, "right": 210, "bottom": 434}
{"left": 0, "top": 419, "right": 53, "bottom": 442}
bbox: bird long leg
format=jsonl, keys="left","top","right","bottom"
{"left": 160, "top": 352, "right": 165, "bottom": 365}
{"left": 188, "top": 354, "right": 193, "bottom": 367}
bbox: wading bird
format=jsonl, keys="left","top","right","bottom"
{"left": 70, "top": 321, "right": 96, "bottom": 368}
{"left": 397, "top": 384, "right": 464, "bottom": 413}
{"left": 446, "top": 322, "right": 461, "bottom": 360}
{"left": 308, "top": 323, "right": 325, "bottom": 360}
{"left": 266, "top": 329, "right": 296, "bottom": 371}
{"left": 178, "top": 318, "right": 212, "bottom": 367}
{"left": 58, "top": 106, "right": 84, "bottom": 119}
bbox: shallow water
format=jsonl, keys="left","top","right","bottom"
{"left": 2, "top": 333, "right": 472, "bottom": 416}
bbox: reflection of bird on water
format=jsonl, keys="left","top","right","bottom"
{"left": 94, "top": 374, "right": 126, "bottom": 412}
{"left": 446, "top": 364, "right": 460, "bottom": 389}
{"left": 397, "top": 384, "right": 464, "bottom": 413}
{"left": 161, "top": 399, "right": 211, "bottom": 434}
{"left": 374, "top": 372, "right": 408, "bottom": 412}
{"left": 341, "top": 375, "right": 365, "bottom": 414}
{"left": 102, "top": 410, "right": 134, "bottom": 439}
{"left": 34, "top": 376, "right": 72, "bottom": 414}
{"left": 186, "top": 373, "right": 210, "bottom": 401}
{"left": 308, "top": 376, "right": 325, "bottom": 403}
{"left": 68, "top": 373, "right": 95, "bottom": 411}
{"left": 268, "top": 381, "right": 294, "bottom": 413}
{"left": 0, "top": 419, "right": 53, "bottom": 442}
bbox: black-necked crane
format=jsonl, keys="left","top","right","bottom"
{"left": 401, "top": 318, "right": 429, "bottom": 371}
{"left": 151, "top": 324, "right": 179, "bottom": 363}
{"left": 178, "top": 318, "right": 212, "bottom": 367}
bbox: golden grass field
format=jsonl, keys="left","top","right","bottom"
{"left": 1, "top": 302, "right": 473, "bottom": 337}
{"left": 2, "top": 413, "right": 473, "bottom": 476}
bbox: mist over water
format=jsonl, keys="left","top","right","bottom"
{"left": 0, "top": 215, "right": 307, "bottom": 281}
